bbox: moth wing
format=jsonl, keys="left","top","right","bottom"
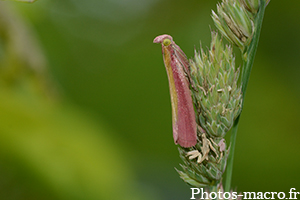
{"left": 171, "top": 57, "right": 197, "bottom": 147}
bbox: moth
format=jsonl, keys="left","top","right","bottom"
{"left": 154, "top": 34, "right": 197, "bottom": 148}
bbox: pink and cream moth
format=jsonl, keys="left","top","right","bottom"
{"left": 154, "top": 34, "right": 197, "bottom": 148}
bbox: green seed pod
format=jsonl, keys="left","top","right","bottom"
{"left": 239, "top": 0, "right": 260, "bottom": 13}
{"left": 190, "top": 32, "right": 242, "bottom": 138}
{"left": 239, "top": 0, "right": 270, "bottom": 14}
{"left": 212, "top": 0, "right": 254, "bottom": 51}
{"left": 176, "top": 135, "right": 229, "bottom": 187}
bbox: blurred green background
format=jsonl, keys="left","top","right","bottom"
{"left": 0, "top": 0, "right": 299, "bottom": 199}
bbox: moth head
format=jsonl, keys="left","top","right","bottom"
{"left": 153, "top": 34, "right": 173, "bottom": 46}
{"left": 163, "top": 38, "right": 171, "bottom": 46}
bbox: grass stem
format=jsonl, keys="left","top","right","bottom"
{"left": 224, "top": 0, "right": 266, "bottom": 192}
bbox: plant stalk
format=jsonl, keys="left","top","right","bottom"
{"left": 224, "top": 0, "right": 266, "bottom": 192}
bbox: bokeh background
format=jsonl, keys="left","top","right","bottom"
{"left": 0, "top": 0, "right": 299, "bottom": 199}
